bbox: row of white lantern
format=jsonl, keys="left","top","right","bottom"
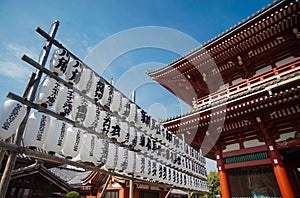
{"left": 77, "top": 134, "right": 208, "bottom": 191}
{"left": 21, "top": 111, "right": 205, "bottom": 176}
{"left": 0, "top": 100, "right": 207, "bottom": 190}
{"left": 19, "top": 111, "right": 208, "bottom": 190}
{"left": 0, "top": 79, "right": 205, "bottom": 172}
{"left": 134, "top": 131, "right": 206, "bottom": 178}
{"left": 45, "top": 48, "right": 206, "bottom": 165}
{"left": 0, "top": 91, "right": 205, "bottom": 171}
{"left": 46, "top": 48, "right": 206, "bottom": 164}
{"left": 18, "top": 108, "right": 205, "bottom": 178}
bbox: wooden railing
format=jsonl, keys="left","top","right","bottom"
{"left": 193, "top": 58, "right": 300, "bottom": 110}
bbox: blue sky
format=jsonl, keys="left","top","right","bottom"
{"left": 0, "top": 0, "right": 274, "bottom": 172}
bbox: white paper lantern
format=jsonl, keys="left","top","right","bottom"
{"left": 161, "top": 165, "right": 167, "bottom": 184}
{"left": 0, "top": 100, "right": 27, "bottom": 140}
{"left": 150, "top": 160, "right": 157, "bottom": 181}
{"left": 166, "top": 166, "right": 172, "bottom": 185}
{"left": 36, "top": 76, "right": 60, "bottom": 108}
{"left": 118, "top": 121, "right": 129, "bottom": 144}
{"left": 127, "top": 103, "right": 136, "bottom": 124}
{"left": 136, "top": 109, "right": 144, "bottom": 130}
{"left": 106, "top": 116, "right": 120, "bottom": 140}
{"left": 184, "top": 143, "right": 189, "bottom": 157}
{"left": 140, "top": 111, "right": 150, "bottom": 133}
{"left": 71, "top": 95, "right": 89, "bottom": 125}
{"left": 79, "top": 133, "right": 97, "bottom": 164}
{"left": 23, "top": 112, "right": 50, "bottom": 149}
{"left": 55, "top": 86, "right": 74, "bottom": 116}
{"left": 110, "top": 90, "right": 122, "bottom": 113}
{"left": 77, "top": 68, "right": 94, "bottom": 94}
{"left": 70, "top": 93, "right": 79, "bottom": 120}
{"left": 171, "top": 169, "right": 177, "bottom": 186}
{"left": 95, "top": 138, "right": 109, "bottom": 166}
{"left": 83, "top": 103, "right": 97, "bottom": 128}
{"left": 95, "top": 110, "right": 110, "bottom": 134}
{"left": 100, "top": 83, "right": 111, "bottom": 106}
{"left": 106, "top": 84, "right": 114, "bottom": 108}
{"left": 156, "top": 162, "right": 163, "bottom": 182}
{"left": 120, "top": 97, "right": 130, "bottom": 119}
{"left": 62, "top": 127, "right": 83, "bottom": 159}
{"left": 177, "top": 171, "right": 183, "bottom": 188}
{"left": 181, "top": 156, "right": 186, "bottom": 172}
{"left": 44, "top": 119, "right": 67, "bottom": 154}
{"left": 145, "top": 136, "right": 155, "bottom": 157}
{"left": 105, "top": 143, "right": 118, "bottom": 170}
{"left": 148, "top": 117, "right": 158, "bottom": 138}
{"left": 169, "top": 133, "right": 177, "bottom": 150}
{"left": 165, "top": 130, "right": 173, "bottom": 146}
{"left": 134, "top": 154, "right": 145, "bottom": 178}
{"left": 134, "top": 131, "right": 145, "bottom": 151}
{"left": 165, "top": 148, "right": 174, "bottom": 166}
{"left": 115, "top": 146, "right": 128, "bottom": 172}
{"left": 49, "top": 48, "right": 70, "bottom": 76}
{"left": 144, "top": 157, "right": 152, "bottom": 179}
{"left": 154, "top": 141, "right": 162, "bottom": 160}
{"left": 126, "top": 150, "right": 136, "bottom": 174}
{"left": 157, "top": 143, "right": 166, "bottom": 163}
{"left": 160, "top": 127, "right": 169, "bottom": 146}
{"left": 182, "top": 173, "right": 187, "bottom": 188}
{"left": 89, "top": 77, "right": 106, "bottom": 104}
{"left": 178, "top": 138, "right": 184, "bottom": 155}
{"left": 127, "top": 126, "right": 137, "bottom": 148}
{"left": 155, "top": 125, "right": 164, "bottom": 141}
{"left": 142, "top": 135, "right": 152, "bottom": 156}
{"left": 65, "top": 60, "right": 83, "bottom": 85}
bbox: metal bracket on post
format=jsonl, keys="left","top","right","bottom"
{"left": 0, "top": 21, "right": 59, "bottom": 198}
{"left": 99, "top": 174, "right": 112, "bottom": 198}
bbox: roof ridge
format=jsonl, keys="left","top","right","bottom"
{"left": 147, "top": 0, "right": 282, "bottom": 76}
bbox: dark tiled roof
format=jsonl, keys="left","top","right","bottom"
{"left": 49, "top": 166, "right": 86, "bottom": 183}
{"left": 67, "top": 170, "right": 93, "bottom": 185}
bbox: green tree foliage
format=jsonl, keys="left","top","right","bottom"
{"left": 207, "top": 171, "right": 221, "bottom": 198}
{"left": 65, "top": 191, "right": 80, "bottom": 198}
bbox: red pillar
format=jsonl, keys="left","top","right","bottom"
{"left": 257, "top": 117, "right": 295, "bottom": 198}
{"left": 215, "top": 148, "right": 231, "bottom": 198}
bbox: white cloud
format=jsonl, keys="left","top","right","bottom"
{"left": 5, "top": 43, "right": 39, "bottom": 61}
{"left": 0, "top": 61, "right": 32, "bottom": 80}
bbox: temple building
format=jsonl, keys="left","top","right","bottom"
{"left": 148, "top": 0, "right": 300, "bottom": 197}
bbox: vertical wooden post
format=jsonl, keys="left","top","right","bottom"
{"left": 215, "top": 147, "right": 231, "bottom": 198}
{"left": 129, "top": 179, "right": 134, "bottom": 198}
{"left": 0, "top": 21, "right": 59, "bottom": 198}
{"left": 99, "top": 175, "right": 112, "bottom": 198}
{"left": 164, "top": 187, "right": 173, "bottom": 198}
{"left": 256, "top": 117, "right": 295, "bottom": 198}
